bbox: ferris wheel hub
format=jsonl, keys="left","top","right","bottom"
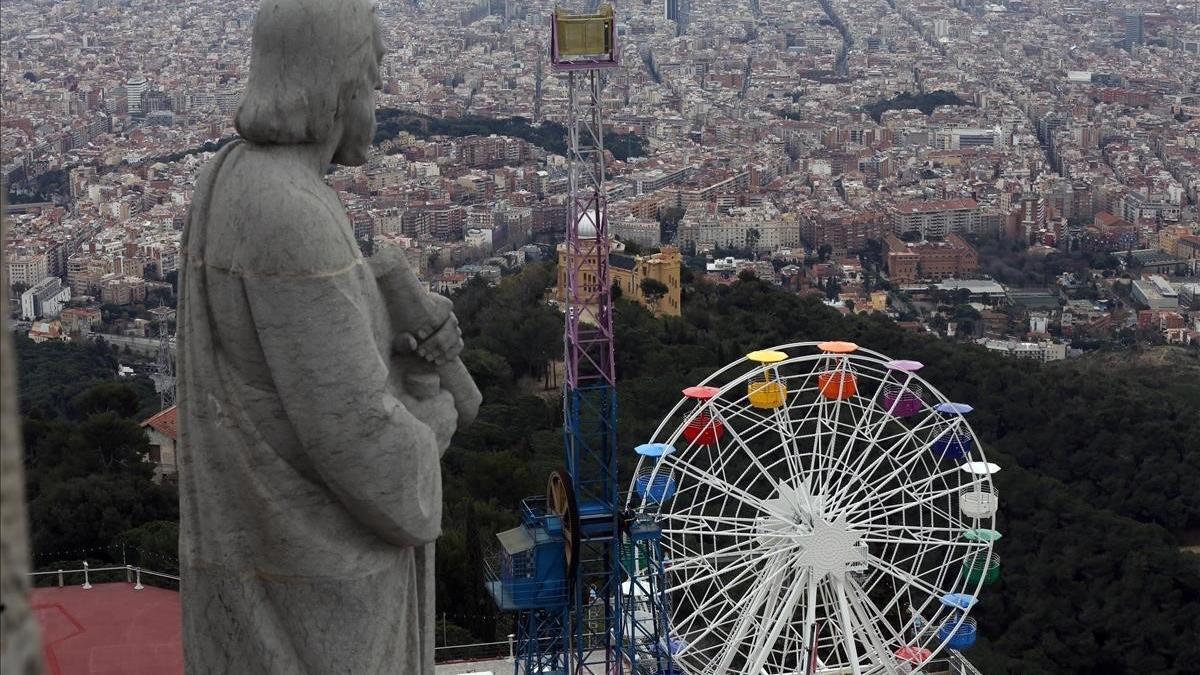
{"left": 791, "top": 519, "right": 867, "bottom": 579}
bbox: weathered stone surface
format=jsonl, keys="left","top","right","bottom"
{"left": 1, "top": 194, "right": 43, "bottom": 675}
{"left": 177, "top": 2, "right": 479, "bottom": 672}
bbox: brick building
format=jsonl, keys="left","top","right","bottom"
{"left": 800, "top": 211, "right": 886, "bottom": 254}
{"left": 1081, "top": 212, "right": 1138, "bottom": 253}
{"left": 884, "top": 234, "right": 978, "bottom": 283}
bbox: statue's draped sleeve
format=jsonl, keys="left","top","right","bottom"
{"left": 241, "top": 267, "right": 443, "bottom": 548}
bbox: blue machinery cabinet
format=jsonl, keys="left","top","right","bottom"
{"left": 488, "top": 499, "right": 569, "bottom": 611}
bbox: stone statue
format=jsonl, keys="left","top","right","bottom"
{"left": 177, "top": 0, "right": 480, "bottom": 672}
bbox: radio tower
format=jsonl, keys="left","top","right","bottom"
{"left": 557, "top": 5, "right": 621, "bottom": 673}
{"left": 150, "top": 303, "right": 175, "bottom": 410}
{"left": 488, "top": 7, "right": 631, "bottom": 675}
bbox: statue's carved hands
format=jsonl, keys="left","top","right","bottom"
{"left": 391, "top": 293, "right": 480, "bottom": 431}
{"left": 396, "top": 295, "right": 464, "bottom": 366}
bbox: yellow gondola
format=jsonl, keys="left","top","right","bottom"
{"left": 746, "top": 349, "right": 788, "bottom": 409}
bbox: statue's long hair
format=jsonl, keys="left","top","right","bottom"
{"left": 235, "top": 0, "right": 377, "bottom": 145}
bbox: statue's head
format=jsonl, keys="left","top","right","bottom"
{"left": 235, "top": 0, "right": 384, "bottom": 166}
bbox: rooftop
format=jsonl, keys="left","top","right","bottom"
{"left": 140, "top": 405, "right": 178, "bottom": 440}
{"left": 892, "top": 198, "right": 979, "bottom": 213}
{"left": 899, "top": 279, "right": 1007, "bottom": 295}
{"left": 32, "top": 583, "right": 182, "bottom": 675}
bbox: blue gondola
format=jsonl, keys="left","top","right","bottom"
{"left": 931, "top": 402, "right": 974, "bottom": 460}
{"left": 937, "top": 616, "right": 978, "bottom": 650}
{"left": 635, "top": 471, "right": 678, "bottom": 503}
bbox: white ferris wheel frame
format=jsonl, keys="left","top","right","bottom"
{"left": 623, "top": 341, "right": 998, "bottom": 675}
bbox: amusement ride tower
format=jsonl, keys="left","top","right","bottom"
{"left": 488, "top": 5, "right": 629, "bottom": 674}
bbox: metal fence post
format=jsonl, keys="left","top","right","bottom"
{"left": 134, "top": 567, "right": 144, "bottom": 591}
{"left": 82, "top": 561, "right": 92, "bottom": 589}
{"left": 126, "top": 564, "right": 132, "bottom": 582}
{"left": 57, "top": 569, "right": 64, "bottom": 587}
{"left": 508, "top": 633, "right": 515, "bottom": 661}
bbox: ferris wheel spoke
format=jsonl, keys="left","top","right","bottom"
{"left": 704, "top": 550, "right": 794, "bottom": 673}
{"left": 888, "top": 535, "right": 986, "bottom": 575}
{"left": 665, "top": 537, "right": 800, "bottom": 594}
{"left": 663, "top": 511, "right": 777, "bottom": 529}
{"left": 916, "top": 493, "right": 971, "bottom": 534}
{"left": 772, "top": 402, "right": 809, "bottom": 490}
{"left": 720, "top": 409, "right": 787, "bottom": 492}
{"left": 866, "top": 553, "right": 950, "bottom": 601}
{"left": 721, "top": 390, "right": 814, "bottom": 487}
{"left": 818, "top": 576, "right": 856, "bottom": 666}
{"left": 826, "top": 430, "right": 940, "bottom": 520}
{"left": 660, "top": 456, "right": 774, "bottom": 516}
{"left": 830, "top": 575, "right": 865, "bottom": 675}
{"left": 671, "top": 542, "right": 774, "bottom": 629}
{"left": 825, "top": 389, "right": 917, "bottom": 502}
{"left": 777, "top": 374, "right": 825, "bottom": 446}
{"left": 846, "top": 470, "right": 964, "bottom": 524}
{"left": 862, "top": 461, "right": 969, "bottom": 505}
{"left": 866, "top": 522, "right": 971, "bottom": 535}
{"left": 830, "top": 417, "right": 960, "bottom": 516}
{"left": 825, "top": 412, "right": 947, "bottom": 519}
{"left": 816, "top": 356, "right": 868, "bottom": 499}
{"left": 843, "top": 575, "right": 903, "bottom": 675}
{"left": 715, "top": 398, "right": 790, "bottom": 437}
{"left": 662, "top": 532, "right": 769, "bottom": 568}
{"left": 743, "top": 567, "right": 811, "bottom": 675}
{"left": 671, "top": 556, "right": 778, "bottom": 656}
{"left": 801, "top": 568, "right": 820, "bottom": 671}
{"left": 860, "top": 533, "right": 982, "bottom": 549}
{"left": 819, "top": 371, "right": 891, "bottom": 498}
{"left": 811, "top": 377, "right": 839, "bottom": 499}
{"left": 665, "top": 445, "right": 784, "bottom": 518}
{"left": 850, "top": 477, "right": 967, "bottom": 527}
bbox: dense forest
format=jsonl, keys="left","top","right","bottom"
{"left": 374, "top": 108, "right": 648, "bottom": 162}
{"left": 15, "top": 264, "right": 1200, "bottom": 672}
{"left": 865, "top": 90, "right": 971, "bottom": 123}
{"left": 15, "top": 336, "right": 179, "bottom": 575}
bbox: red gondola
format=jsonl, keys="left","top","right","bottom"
{"left": 681, "top": 386, "right": 725, "bottom": 445}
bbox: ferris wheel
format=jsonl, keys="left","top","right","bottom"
{"left": 623, "top": 341, "right": 1002, "bottom": 675}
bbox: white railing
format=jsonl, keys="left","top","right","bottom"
{"left": 433, "top": 635, "right": 516, "bottom": 663}
{"left": 28, "top": 561, "right": 179, "bottom": 590}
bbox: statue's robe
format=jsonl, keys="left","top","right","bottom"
{"left": 178, "top": 140, "right": 443, "bottom": 674}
